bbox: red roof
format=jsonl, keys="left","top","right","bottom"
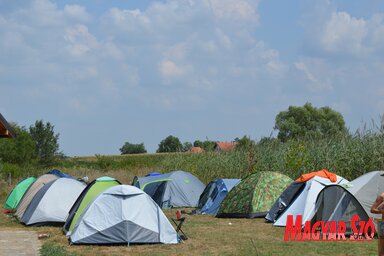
{"left": 190, "top": 147, "right": 204, "bottom": 153}
{"left": 214, "top": 142, "right": 238, "bottom": 152}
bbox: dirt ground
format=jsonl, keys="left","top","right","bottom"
{"left": 0, "top": 229, "right": 41, "bottom": 256}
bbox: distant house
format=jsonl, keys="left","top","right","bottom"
{"left": 190, "top": 146, "right": 204, "bottom": 153}
{"left": 0, "top": 113, "right": 16, "bottom": 138}
{"left": 214, "top": 142, "right": 238, "bottom": 152}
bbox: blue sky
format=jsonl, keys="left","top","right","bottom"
{"left": 1, "top": 0, "right": 384, "bottom": 156}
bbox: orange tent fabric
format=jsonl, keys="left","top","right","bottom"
{"left": 295, "top": 169, "right": 337, "bottom": 183}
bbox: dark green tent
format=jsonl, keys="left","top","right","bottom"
{"left": 216, "top": 171, "right": 293, "bottom": 218}
{"left": 4, "top": 177, "right": 37, "bottom": 210}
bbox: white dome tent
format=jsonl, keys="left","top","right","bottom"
{"left": 69, "top": 185, "right": 179, "bottom": 245}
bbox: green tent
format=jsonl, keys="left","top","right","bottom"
{"left": 63, "top": 176, "right": 121, "bottom": 235}
{"left": 216, "top": 171, "right": 293, "bottom": 218}
{"left": 4, "top": 176, "right": 37, "bottom": 210}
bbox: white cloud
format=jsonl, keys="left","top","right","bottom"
{"left": 321, "top": 12, "right": 367, "bottom": 56}
{"left": 63, "top": 4, "right": 91, "bottom": 22}
{"left": 294, "top": 60, "right": 333, "bottom": 93}
{"left": 209, "top": 0, "right": 259, "bottom": 25}
{"left": 64, "top": 24, "right": 99, "bottom": 57}
{"left": 304, "top": 2, "right": 384, "bottom": 59}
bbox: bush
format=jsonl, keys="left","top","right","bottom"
{"left": 120, "top": 142, "right": 147, "bottom": 154}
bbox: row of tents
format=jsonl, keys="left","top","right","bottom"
{"left": 3, "top": 168, "right": 383, "bottom": 245}
{"left": 3, "top": 170, "right": 180, "bottom": 245}
{"left": 133, "top": 168, "right": 383, "bottom": 235}
{"left": 198, "top": 169, "right": 382, "bottom": 234}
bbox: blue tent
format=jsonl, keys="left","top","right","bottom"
{"left": 145, "top": 172, "right": 161, "bottom": 177}
{"left": 197, "top": 178, "right": 240, "bottom": 215}
{"left": 47, "top": 169, "right": 73, "bottom": 179}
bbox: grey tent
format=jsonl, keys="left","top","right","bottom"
{"left": 311, "top": 184, "right": 370, "bottom": 235}
{"left": 21, "top": 178, "right": 86, "bottom": 226}
{"left": 132, "top": 170, "right": 205, "bottom": 208}
{"left": 69, "top": 185, "right": 179, "bottom": 245}
{"left": 311, "top": 170, "right": 384, "bottom": 232}
{"left": 15, "top": 174, "right": 59, "bottom": 219}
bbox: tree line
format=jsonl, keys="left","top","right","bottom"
{"left": 120, "top": 102, "right": 348, "bottom": 154}
{"left": 0, "top": 103, "right": 349, "bottom": 159}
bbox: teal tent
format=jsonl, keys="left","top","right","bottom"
{"left": 4, "top": 177, "right": 37, "bottom": 210}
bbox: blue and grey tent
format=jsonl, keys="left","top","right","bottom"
{"left": 20, "top": 178, "right": 86, "bottom": 226}
{"left": 197, "top": 178, "right": 240, "bottom": 215}
{"left": 69, "top": 185, "right": 179, "bottom": 245}
{"left": 132, "top": 170, "right": 205, "bottom": 208}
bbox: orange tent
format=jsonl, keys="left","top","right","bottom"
{"left": 296, "top": 169, "right": 337, "bottom": 183}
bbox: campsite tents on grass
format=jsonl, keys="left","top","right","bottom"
{"left": 132, "top": 170, "right": 205, "bottom": 208}
{"left": 311, "top": 170, "right": 384, "bottom": 233}
{"left": 197, "top": 178, "right": 240, "bottom": 215}
{"left": 216, "top": 171, "right": 293, "bottom": 218}
{"left": 63, "top": 176, "right": 121, "bottom": 235}
{"left": 4, "top": 177, "right": 37, "bottom": 211}
{"left": 69, "top": 185, "right": 179, "bottom": 245}
{"left": 265, "top": 170, "right": 348, "bottom": 226}
{"left": 15, "top": 174, "right": 59, "bottom": 219}
{"left": 20, "top": 178, "right": 86, "bottom": 226}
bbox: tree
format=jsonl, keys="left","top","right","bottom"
{"left": 274, "top": 103, "right": 347, "bottom": 142}
{"left": 157, "top": 135, "right": 182, "bottom": 153}
{"left": 182, "top": 142, "right": 193, "bottom": 152}
{"left": 0, "top": 123, "right": 37, "bottom": 165}
{"left": 120, "top": 142, "right": 147, "bottom": 154}
{"left": 29, "top": 120, "right": 60, "bottom": 165}
{"left": 193, "top": 140, "right": 203, "bottom": 148}
{"left": 193, "top": 139, "right": 215, "bottom": 151}
{"left": 234, "top": 135, "right": 255, "bottom": 149}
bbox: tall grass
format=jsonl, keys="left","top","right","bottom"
{"left": 1, "top": 129, "right": 384, "bottom": 183}
{"left": 160, "top": 130, "right": 384, "bottom": 182}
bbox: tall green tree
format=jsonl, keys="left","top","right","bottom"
{"left": 274, "top": 103, "right": 347, "bottom": 142}
{"left": 157, "top": 135, "right": 182, "bottom": 153}
{"left": 0, "top": 124, "right": 37, "bottom": 164}
{"left": 120, "top": 142, "right": 147, "bottom": 154}
{"left": 29, "top": 120, "right": 60, "bottom": 165}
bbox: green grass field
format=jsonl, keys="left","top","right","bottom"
{"left": 0, "top": 209, "right": 378, "bottom": 256}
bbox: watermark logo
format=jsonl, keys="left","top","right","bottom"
{"left": 284, "top": 214, "right": 375, "bottom": 241}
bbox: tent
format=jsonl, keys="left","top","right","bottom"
{"left": 4, "top": 177, "right": 37, "bottom": 211}
{"left": 146, "top": 172, "right": 161, "bottom": 177}
{"left": 311, "top": 184, "right": 370, "bottom": 235}
{"left": 311, "top": 170, "right": 384, "bottom": 232}
{"left": 20, "top": 178, "right": 86, "bottom": 226}
{"left": 63, "top": 176, "right": 121, "bottom": 235}
{"left": 265, "top": 170, "right": 348, "bottom": 226}
{"left": 197, "top": 178, "right": 240, "bottom": 215}
{"left": 133, "top": 170, "right": 205, "bottom": 208}
{"left": 46, "top": 169, "right": 73, "bottom": 179}
{"left": 69, "top": 185, "right": 179, "bottom": 245}
{"left": 15, "top": 174, "right": 59, "bottom": 219}
{"left": 216, "top": 171, "right": 293, "bottom": 218}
